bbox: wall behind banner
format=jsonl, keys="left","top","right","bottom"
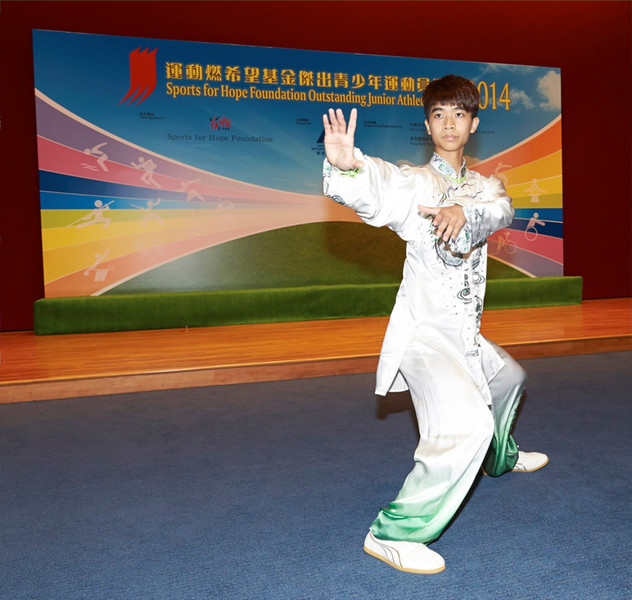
{"left": 1, "top": 1, "right": 630, "bottom": 331}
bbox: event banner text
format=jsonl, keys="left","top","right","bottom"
{"left": 164, "top": 59, "right": 511, "bottom": 110}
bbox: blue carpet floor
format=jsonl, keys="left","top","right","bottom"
{"left": 1, "top": 351, "right": 630, "bottom": 600}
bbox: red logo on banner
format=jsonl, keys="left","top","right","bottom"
{"left": 119, "top": 47, "right": 158, "bottom": 105}
{"left": 210, "top": 116, "right": 232, "bottom": 130}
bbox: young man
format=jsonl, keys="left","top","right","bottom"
{"left": 322, "top": 75, "right": 548, "bottom": 574}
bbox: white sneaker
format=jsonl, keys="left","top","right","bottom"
{"left": 511, "top": 450, "right": 549, "bottom": 472}
{"left": 363, "top": 531, "right": 445, "bottom": 574}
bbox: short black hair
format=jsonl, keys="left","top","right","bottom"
{"left": 423, "top": 75, "right": 480, "bottom": 120}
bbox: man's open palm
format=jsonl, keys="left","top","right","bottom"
{"left": 322, "top": 108, "right": 364, "bottom": 171}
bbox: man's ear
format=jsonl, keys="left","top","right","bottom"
{"left": 470, "top": 117, "right": 480, "bottom": 134}
{"left": 425, "top": 119, "right": 431, "bottom": 135}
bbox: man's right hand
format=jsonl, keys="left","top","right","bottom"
{"left": 322, "top": 108, "right": 365, "bottom": 171}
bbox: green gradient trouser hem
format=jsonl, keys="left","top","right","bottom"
{"left": 370, "top": 341, "right": 525, "bottom": 544}
{"left": 483, "top": 341, "right": 523, "bottom": 477}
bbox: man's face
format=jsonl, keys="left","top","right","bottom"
{"left": 424, "top": 104, "right": 479, "bottom": 156}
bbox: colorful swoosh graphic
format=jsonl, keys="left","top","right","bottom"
{"left": 36, "top": 90, "right": 359, "bottom": 297}
{"left": 473, "top": 116, "right": 563, "bottom": 276}
{"left": 36, "top": 83, "right": 562, "bottom": 297}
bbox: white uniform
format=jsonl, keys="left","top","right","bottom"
{"left": 323, "top": 150, "right": 524, "bottom": 543}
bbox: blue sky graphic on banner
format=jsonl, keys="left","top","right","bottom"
{"left": 32, "top": 30, "right": 562, "bottom": 297}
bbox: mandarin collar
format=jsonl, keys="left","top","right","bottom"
{"left": 430, "top": 153, "right": 468, "bottom": 184}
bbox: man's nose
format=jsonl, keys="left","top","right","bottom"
{"left": 443, "top": 118, "right": 455, "bottom": 129}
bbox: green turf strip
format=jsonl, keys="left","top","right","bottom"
{"left": 106, "top": 222, "right": 526, "bottom": 294}
{"left": 34, "top": 223, "right": 580, "bottom": 334}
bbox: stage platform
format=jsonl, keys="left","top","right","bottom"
{"left": 1, "top": 298, "right": 630, "bottom": 404}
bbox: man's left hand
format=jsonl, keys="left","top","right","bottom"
{"left": 418, "top": 204, "right": 466, "bottom": 242}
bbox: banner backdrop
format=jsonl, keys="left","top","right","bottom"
{"left": 33, "top": 30, "right": 562, "bottom": 297}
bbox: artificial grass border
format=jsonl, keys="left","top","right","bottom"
{"left": 33, "top": 276, "right": 583, "bottom": 335}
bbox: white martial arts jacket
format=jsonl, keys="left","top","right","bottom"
{"left": 323, "top": 150, "right": 514, "bottom": 402}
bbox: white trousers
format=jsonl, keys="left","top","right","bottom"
{"left": 370, "top": 337, "right": 526, "bottom": 544}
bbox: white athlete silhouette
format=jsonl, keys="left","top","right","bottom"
{"left": 132, "top": 156, "right": 161, "bottom": 188}
{"left": 179, "top": 179, "right": 205, "bottom": 202}
{"left": 525, "top": 212, "right": 546, "bottom": 241}
{"left": 82, "top": 142, "right": 109, "bottom": 172}
{"left": 131, "top": 198, "right": 162, "bottom": 225}
{"left": 494, "top": 163, "right": 512, "bottom": 186}
{"left": 84, "top": 249, "right": 113, "bottom": 282}
{"left": 68, "top": 199, "right": 112, "bottom": 228}
{"left": 524, "top": 179, "right": 546, "bottom": 203}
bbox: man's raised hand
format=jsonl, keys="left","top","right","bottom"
{"left": 322, "top": 108, "right": 364, "bottom": 171}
